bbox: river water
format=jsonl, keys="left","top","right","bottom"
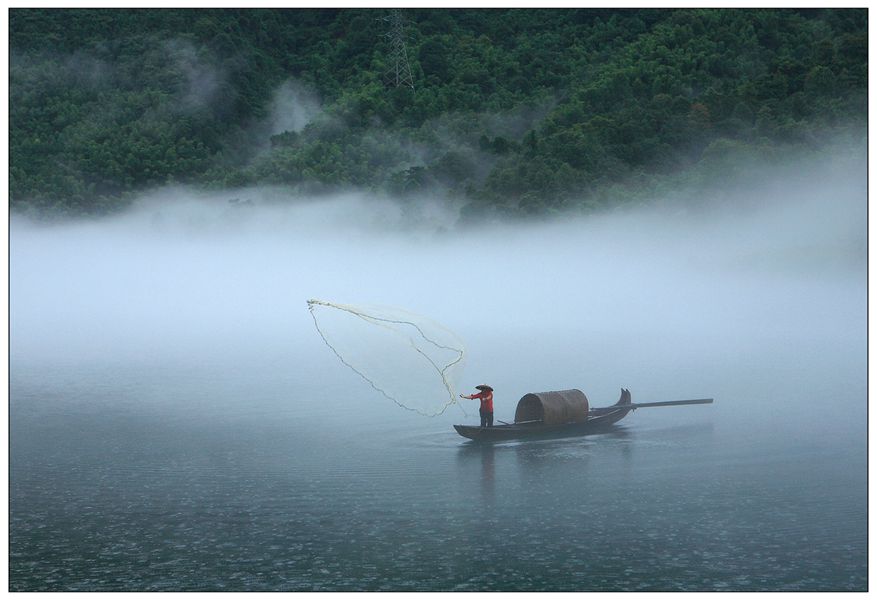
{"left": 10, "top": 166, "right": 867, "bottom": 591}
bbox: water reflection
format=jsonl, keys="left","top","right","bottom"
{"left": 480, "top": 444, "right": 495, "bottom": 504}
{"left": 456, "top": 442, "right": 496, "bottom": 505}
{"left": 510, "top": 427, "right": 632, "bottom": 464}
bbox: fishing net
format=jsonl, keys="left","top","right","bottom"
{"left": 307, "top": 299, "right": 467, "bottom": 417}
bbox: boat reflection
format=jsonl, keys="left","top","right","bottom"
{"left": 456, "top": 442, "right": 497, "bottom": 505}
{"left": 456, "top": 426, "right": 638, "bottom": 505}
{"left": 512, "top": 426, "right": 631, "bottom": 462}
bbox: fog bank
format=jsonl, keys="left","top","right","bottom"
{"left": 10, "top": 147, "right": 866, "bottom": 441}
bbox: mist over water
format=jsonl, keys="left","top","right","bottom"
{"left": 10, "top": 148, "right": 866, "bottom": 590}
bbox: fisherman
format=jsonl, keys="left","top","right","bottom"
{"left": 460, "top": 385, "right": 494, "bottom": 428}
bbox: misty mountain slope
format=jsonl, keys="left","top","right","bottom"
{"left": 9, "top": 8, "right": 867, "bottom": 217}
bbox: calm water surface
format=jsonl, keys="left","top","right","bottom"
{"left": 10, "top": 352, "right": 866, "bottom": 591}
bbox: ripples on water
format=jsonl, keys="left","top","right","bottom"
{"left": 10, "top": 362, "right": 866, "bottom": 591}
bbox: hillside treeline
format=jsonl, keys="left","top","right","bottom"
{"left": 10, "top": 9, "right": 867, "bottom": 218}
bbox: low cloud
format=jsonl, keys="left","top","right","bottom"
{"left": 163, "top": 39, "right": 226, "bottom": 114}
{"left": 9, "top": 138, "right": 865, "bottom": 447}
{"left": 267, "top": 79, "right": 323, "bottom": 136}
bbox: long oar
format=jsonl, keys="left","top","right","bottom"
{"left": 591, "top": 398, "right": 714, "bottom": 413}
{"left": 501, "top": 399, "right": 714, "bottom": 424}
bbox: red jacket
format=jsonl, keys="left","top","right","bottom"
{"left": 465, "top": 391, "right": 493, "bottom": 412}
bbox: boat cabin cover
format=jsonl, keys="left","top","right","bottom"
{"left": 514, "top": 389, "right": 590, "bottom": 425}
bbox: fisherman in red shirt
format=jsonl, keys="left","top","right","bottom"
{"left": 460, "top": 385, "right": 494, "bottom": 428}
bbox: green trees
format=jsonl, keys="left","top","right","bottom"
{"left": 9, "top": 8, "right": 867, "bottom": 218}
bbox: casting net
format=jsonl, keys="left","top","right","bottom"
{"left": 307, "top": 299, "right": 467, "bottom": 417}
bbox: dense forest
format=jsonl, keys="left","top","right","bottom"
{"left": 10, "top": 8, "right": 868, "bottom": 219}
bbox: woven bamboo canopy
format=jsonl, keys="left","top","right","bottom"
{"left": 514, "top": 389, "right": 590, "bottom": 425}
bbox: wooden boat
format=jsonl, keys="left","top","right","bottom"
{"left": 453, "top": 388, "right": 713, "bottom": 442}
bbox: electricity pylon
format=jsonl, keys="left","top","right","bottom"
{"left": 379, "top": 9, "right": 415, "bottom": 91}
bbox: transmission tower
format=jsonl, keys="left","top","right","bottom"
{"left": 379, "top": 9, "right": 416, "bottom": 91}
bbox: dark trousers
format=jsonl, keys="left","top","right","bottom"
{"left": 480, "top": 409, "right": 493, "bottom": 428}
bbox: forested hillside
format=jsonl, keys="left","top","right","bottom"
{"left": 10, "top": 8, "right": 867, "bottom": 218}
